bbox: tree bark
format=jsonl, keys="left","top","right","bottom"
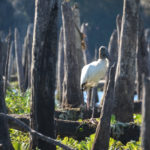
{"left": 22, "top": 24, "right": 33, "bottom": 90}
{"left": 136, "top": 21, "right": 149, "bottom": 102}
{"left": 80, "top": 23, "right": 91, "bottom": 65}
{"left": 116, "top": 14, "right": 122, "bottom": 47}
{"left": 141, "top": 76, "right": 150, "bottom": 150}
{"left": 114, "top": 0, "right": 139, "bottom": 122}
{"left": 0, "top": 37, "right": 14, "bottom": 150}
{"left": 8, "top": 41, "right": 14, "bottom": 82}
{"left": 92, "top": 65, "right": 115, "bottom": 150}
{"left": 62, "top": 2, "right": 83, "bottom": 108}
{"left": 145, "top": 29, "right": 150, "bottom": 71}
{"left": 4, "top": 31, "right": 12, "bottom": 96}
{"left": 1, "top": 40, "right": 7, "bottom": 77}
{"left": 30, "top": 0, "right": 58, "bottom": 150}
{"left": 100, "top": 29, "right": 118, "bottom": 108}
{"left": 56, "top": 27, "right": 64, "bottom": 103}
{"left": 14, "top": 28, "right": 25, "bottom": 92}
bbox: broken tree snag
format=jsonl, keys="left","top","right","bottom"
{"left": 22, "top": 24, "right": 33, "bottom": 90}
{"left": 92, "top": 65, "right": 115, "bottom": 150}
{"left": 56, "top": 27, "right": 64, "bottom": 104}
{"left": 80, "top": 23, "right": 91, "bottom": 65}
{"left": 136, "top": 20, "right": 149, "bottom": 101}
{"left": 14, "top": 28, "right": 25, "bottom": 92}
{"left": 30, "top": 0, "right": 58, "bottom": 150}
{"left": 100, "top": 29, "right": 118, "bottom": 107}
{"left": 114, "top": 0, "right": 139, "bottom": 122}
{"left": 61, "top": 2, "right": 83, "bottom": 108}
{"left": 141, "top": 76, "right": 150, "bottom": 150}
{"left": 8, "top": 41, "right": 14, "bottom": 82}
{"left": 144, "top": 29, "right": 150, "bottom": 74}
{"left": 116, "top": 14, "right": 122, "bottom": 47}
{"left": 0, "top": 37, "right": 14, "bottom": 149}
{"left": 72, "top": 3, "right": 84, "bottom": 69}
{"left": 4, "top": 30, "right": 12, "bottom": 96}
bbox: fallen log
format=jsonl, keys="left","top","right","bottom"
{"left": 8, "top": 114, "right": 140, "bottom": 144}
{"left": 55, "top": 101, "right": 142, "bottom": 120}
{"left": 1, "top": 113, "right": 74, "bottom": 150}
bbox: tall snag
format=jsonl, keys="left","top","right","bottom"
{"left": 22, "top": 24, "right": 33, "bottom": 90}
{"left": 30, "top": 0, "right": 58, "bottom": 149}
{"left": 136, "top": 21, "right": 149, "bottom": 101}
{"left": 114, "top": 0, "right": 139, "bottom": 122}
{"left": 14, "top": 28, "right": 25, "bottom": 92}
{"left": 62, "top": 2, "right": 83, "bottom": 108}
{"left": 141, "top": 76, "right": 150, "bottom": 150}
{"left": 56, "top": 27, "right": 64, "bottom": 104}
{"left": 0, "top": 38, "right": 14, "bottom": 150}
{"left": 92, "top": 65, "right": 115, "bottom": 150}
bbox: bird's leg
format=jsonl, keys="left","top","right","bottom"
{"left": 89, "top": 88, "right": 98, "bottom": 125}
{"left": 86, "top": 88, "right": 92, "bottom": 110}
{"left": 91, "top": 87, "right": 96, "bottom": 119}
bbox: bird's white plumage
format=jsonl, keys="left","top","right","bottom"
{"left": 80, "top": 59, "right": 109, "bottom": 89}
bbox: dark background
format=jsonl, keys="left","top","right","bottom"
{"left": 0, "top": 0, "right": 150, "bottom": 58}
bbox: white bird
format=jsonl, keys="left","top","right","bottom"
{"left": 80, "top": 46, "right": 110, "bottom": 90}
{"left": 80, "top": 46, "right": 110, "bottom": 111}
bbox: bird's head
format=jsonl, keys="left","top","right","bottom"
{"left": 99, "top": 46, "right": 110, "bottom": 61}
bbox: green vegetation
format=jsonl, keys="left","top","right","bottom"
{"left": 6, "top": 87, "right": 142, "bottom": 150}
{"left": 6, "top": 88, "right": 31, "bottom": 114}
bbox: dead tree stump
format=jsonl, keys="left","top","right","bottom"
{"left": 114, "top": 0, "right": 139, "bottom": 122}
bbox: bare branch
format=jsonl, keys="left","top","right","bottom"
{"left": 0, "top": 113, "right": 74, "bottom": 150}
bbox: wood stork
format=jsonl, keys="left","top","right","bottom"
{"left": 80, "top": 46, "right": 110, "bottom": 111}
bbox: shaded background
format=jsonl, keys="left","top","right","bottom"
{"left": 0, "top": 0, "right": 150, "bottom": 58}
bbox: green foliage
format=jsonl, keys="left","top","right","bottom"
{"left": 9, "top": 129, "right": 29, "bottom": 150}
{"left": 109, "top": 138, "right": 141, "bottom": 150}
{"left": 56, "top": 134, "right": 141, "bottom": 150}
{"left": 57, "top": 134, "right": 95, "bottom": 150}
{"left": 111, "top": 115, "right": 116, "bottom": 124}
{"left": 6, "top": 88, "right": 142, "bottom": 150}
{"left": 5, "top": 88, "right": 31, "bottom": 114}
{"left": 134, "top": 114, "right": 142, "bottom": 125}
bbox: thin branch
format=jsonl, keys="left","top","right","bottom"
{"left": 0, "top": 113, "right": 74, "bottom": 150}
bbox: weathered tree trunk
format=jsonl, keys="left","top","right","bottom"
{"left": 141, "top": 76, "right": 150, "bottom": 150}
{"left": 114, "top": 0, "right": 139, "bottom": 122}
{"left": 22, "top": 24, "right": 33, "bottom": 90}
{"left": 56, "top": 27, "right": 64, "bottom": 104}
{"left": 136, "top": 21, "right": 149, "bottom": 101}
{"left": 92, "top": 65, "right": 115, "bottom": 150}
{"left": 4, "top": 31, "right": 12, "bottom": 96}
{"left": 145, "top": 29, "right": 150, "bottom": 70}
{"left": 80, "top": 23, "right": 91, "bottom": 65}
{"left": 1, "top": 41, "right": 7, "bottom": 77}
{"left": 0, "top": 37, "right": 14, "bottom": 150}
{"left": 116, "top": 14, "right": 122, "bottom": 47}
{"left": 8, "top": 41, "right": 14, "bottom": 82}
{"left": 100, "top": 29, "right": 118, "bottom": 108}
{"left": 62, "top": 2, "right": 83, "bottom": 108}
{"left": 30, "top": 0, "right": 58, "bottom": 149}
{"left": 14, "top": 28, "right": 25, "bottom": 92}
{"left": 72, "top": 3, "right": 84, "bottom": 69}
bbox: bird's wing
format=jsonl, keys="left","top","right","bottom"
{"left": 80, "top": 60, "right": 107, "bottom": 88}
{"left": 80, "top": 61, "right": 99, "bottom": 86}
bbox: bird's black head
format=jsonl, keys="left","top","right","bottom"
{"left": 99, "top": 46, "right": 110, "bottom": 60}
